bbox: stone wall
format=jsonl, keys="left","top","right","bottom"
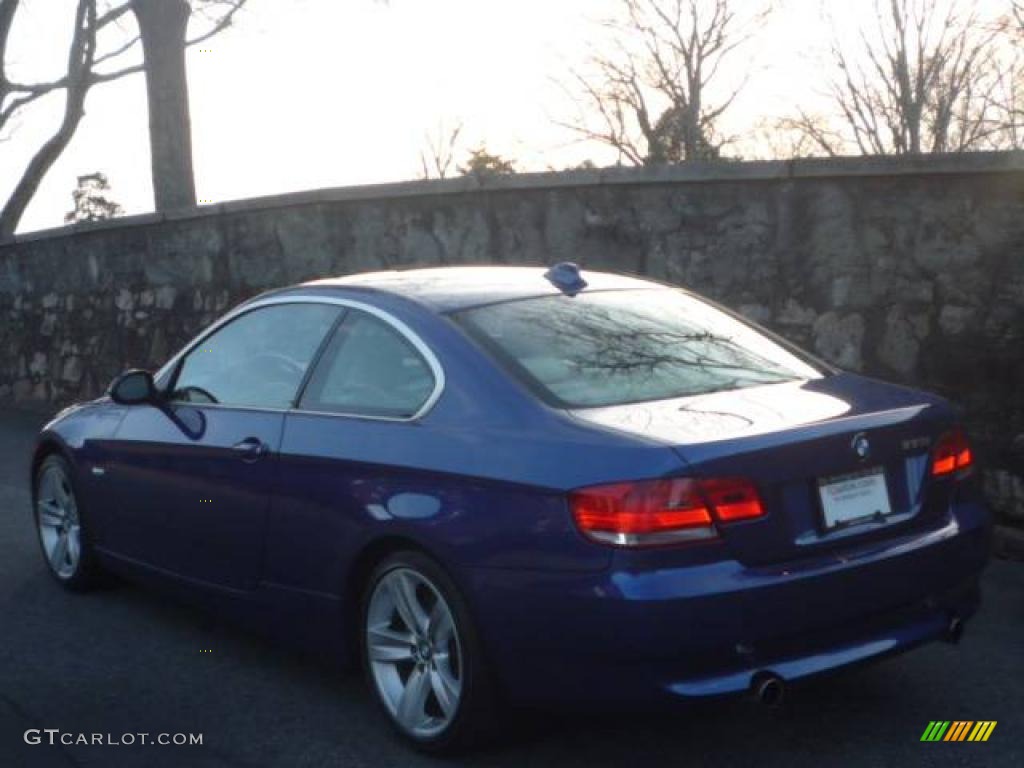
{"left": 1, "top": 152, "right": 1022, "bottom": 522}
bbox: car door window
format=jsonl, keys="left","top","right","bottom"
{"left": 170, "top": 303, "right": 341, "bottom": 408}
{"left": 299, "top": 310, "right": 436, "bottom": 418}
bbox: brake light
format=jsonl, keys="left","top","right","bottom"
{"left": 698, "top": 477, "right": 765, "bottom": 522}
{"left": 932, "top": 429, "right": 973, "bottom": 477}
{"left": 570, "top": 477, "right": 764, "bottom": 548}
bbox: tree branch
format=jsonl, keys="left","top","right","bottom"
{"left": 1, "top": 0, "right": 97, "bottom": 238}
{"left": 795, "top": 0, "right": 1006, "bottom": 156}
{"left": 558, "top": 0, "right": 767, "bottom": 165}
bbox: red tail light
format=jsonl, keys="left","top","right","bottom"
{"left": 932, "top": 429, "right": 974, "bottom": 477}
{"left": 698, "top": 477, "right": 765, "bottom": 522}
{"left": 570, "top": 477, "right": 764, "bottom": 548}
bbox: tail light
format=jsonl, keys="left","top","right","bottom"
{"left": 570, "top": 477, "right": 764, "bottom": 548}
{"left": 932, "top": 429, "right": 974, "bottom": 477}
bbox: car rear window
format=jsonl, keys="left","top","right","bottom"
{"left": 452, "top": 289, "right": 824, "bottom": 408}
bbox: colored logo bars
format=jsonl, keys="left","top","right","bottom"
{"left": 921, "top": 721, "right": 997, "bottom": 742}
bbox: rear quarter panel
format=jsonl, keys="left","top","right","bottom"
{"left": 265, "top": 410, "right": 687, "bottom": 594}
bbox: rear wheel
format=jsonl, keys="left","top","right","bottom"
{"left": 34, "top": 454, "right": 103, "bottom": 590}
{"left": 361, "top": 551, "right": 497, "bottom": 753}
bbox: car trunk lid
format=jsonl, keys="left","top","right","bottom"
{"left": 570, "top": 373, "right": 956, "bottom": 565}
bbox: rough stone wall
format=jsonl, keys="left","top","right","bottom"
{"left": 1, "top": 153, "right": 1022, "bottom": 522}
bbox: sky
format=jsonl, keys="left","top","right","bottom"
{"left": 0, "top": 0, "right": 1013, "bottom": 234}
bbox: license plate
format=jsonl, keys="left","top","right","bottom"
{"left": 818, "top": 467, "right": 891, "bottom": 530}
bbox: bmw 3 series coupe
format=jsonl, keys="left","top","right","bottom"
{"left": 32, "top": 265, "right": 990, "bottom": 752}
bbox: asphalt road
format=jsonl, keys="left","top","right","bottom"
{"left": 0, "top": 409, "right": 1021, "bottom": 768}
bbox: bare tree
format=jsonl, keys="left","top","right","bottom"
{"left": 792, "top": 0, "right": 1005, "bottom": 156}
{"left": 419, "top": 120, "right": 464, "bottom": 180}
{"left": 1, "top": 0, "right": 96, "bottom": 239}
{"left": 0, "top": 0, "right": 246, "bottom": 238}
{"left": 559, "top": 0, "right": 771, "bottom": 166}
{"left": 132, "top": 0, "right": 245, "bottom": 210}
{"left": 742, "top": 115, "right": 841, "bottom": 160}
{"left": 991, "top": 0, "right": 1024, "bottom": 148}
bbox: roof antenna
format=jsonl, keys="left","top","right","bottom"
{"left": 544, "top": 262, "right": 588, "bottom": 296}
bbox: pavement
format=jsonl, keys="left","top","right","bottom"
{"left": 0, "top": 408, "right": 1021, "bottom": 768}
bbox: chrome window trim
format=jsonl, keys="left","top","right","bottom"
{"left": 154, "top": 295, "right": 446, "bottom": 423}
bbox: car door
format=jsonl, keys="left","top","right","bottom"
{"left": 262, "top": 307, "right": 442, "bottom": 593}
{"left": 102, "top": 302, "right": 343, "bottom": 590}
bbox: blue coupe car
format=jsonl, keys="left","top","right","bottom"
{"left": 31, "top": 265, "right": 990, "bottom": 752}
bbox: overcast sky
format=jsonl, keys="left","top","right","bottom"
{"left": 0, "top": 0, "right": 1012, "bottom": 234}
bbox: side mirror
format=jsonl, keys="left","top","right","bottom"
{"left": 108, "top": 369, "right": 157, "bottom": 405}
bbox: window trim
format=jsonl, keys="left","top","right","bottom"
{"left": 154, "top": 295, "right": 446, "bottom": 422}
{"left": 296, "top": 308, "right": 437, "bottom": 419}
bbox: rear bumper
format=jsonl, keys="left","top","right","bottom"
{"left": 665, "top": 576, "right": 979, "bottom": 698}
{"left": 463, "top": 499, "right": 990, "bottom": 707}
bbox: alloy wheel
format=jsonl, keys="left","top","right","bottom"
{"left": 36, "top": 463, "right": 82, "bottom": 580}
{"left": 366, "top": 567, "right": 463, "bottom": 739}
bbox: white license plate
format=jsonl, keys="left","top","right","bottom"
{"left": 818, "top": 467, "right": 891, "bottom": 530}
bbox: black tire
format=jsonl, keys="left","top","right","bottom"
{"left": 33, "top": 454, "right": 105, "bottom": 591}
{"left": 360, "top": 550, "right": 499, "bottom": 754}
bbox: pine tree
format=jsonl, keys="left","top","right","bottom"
{"left": 64, "top": 172, "right": 123, "bottom": 223}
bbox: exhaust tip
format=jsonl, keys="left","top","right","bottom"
{"left": 947, "top": 616, "right": 964, "bottom": 645}
{"left": 750, "top": 672, "right": 785, "bottom": 708}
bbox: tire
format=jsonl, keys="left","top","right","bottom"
{"left": 33, "top": 454, "right": 104, "bottom": 591}
{"left": 360, "top": 550, "right": 498, "bottom": 754}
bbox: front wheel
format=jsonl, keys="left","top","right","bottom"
{"left": 361, "top": 551, "right": 497, "bottom": 753}
{"left": 34, "top": 454, "right": 103, "bottom": 591}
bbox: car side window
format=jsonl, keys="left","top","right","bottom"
{"left": 170, "top": 303, "right": 341, "bottom": 408}
{"left": 299, "top": 310, "right": 436, "bottom": 418}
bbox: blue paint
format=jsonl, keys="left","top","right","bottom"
{"left": 33, "top": 266, "right": 991, "bottom": 706}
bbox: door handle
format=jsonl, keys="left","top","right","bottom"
{"left": 231, "top": 437, "right": 268, "bottom": 463}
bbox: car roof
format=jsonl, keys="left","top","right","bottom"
{"left": 302, "top": 266, "right": 660, "bottom": 312}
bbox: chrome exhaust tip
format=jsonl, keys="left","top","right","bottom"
{"left": 750, "top": 672, "right": 785, "bottom": 707}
